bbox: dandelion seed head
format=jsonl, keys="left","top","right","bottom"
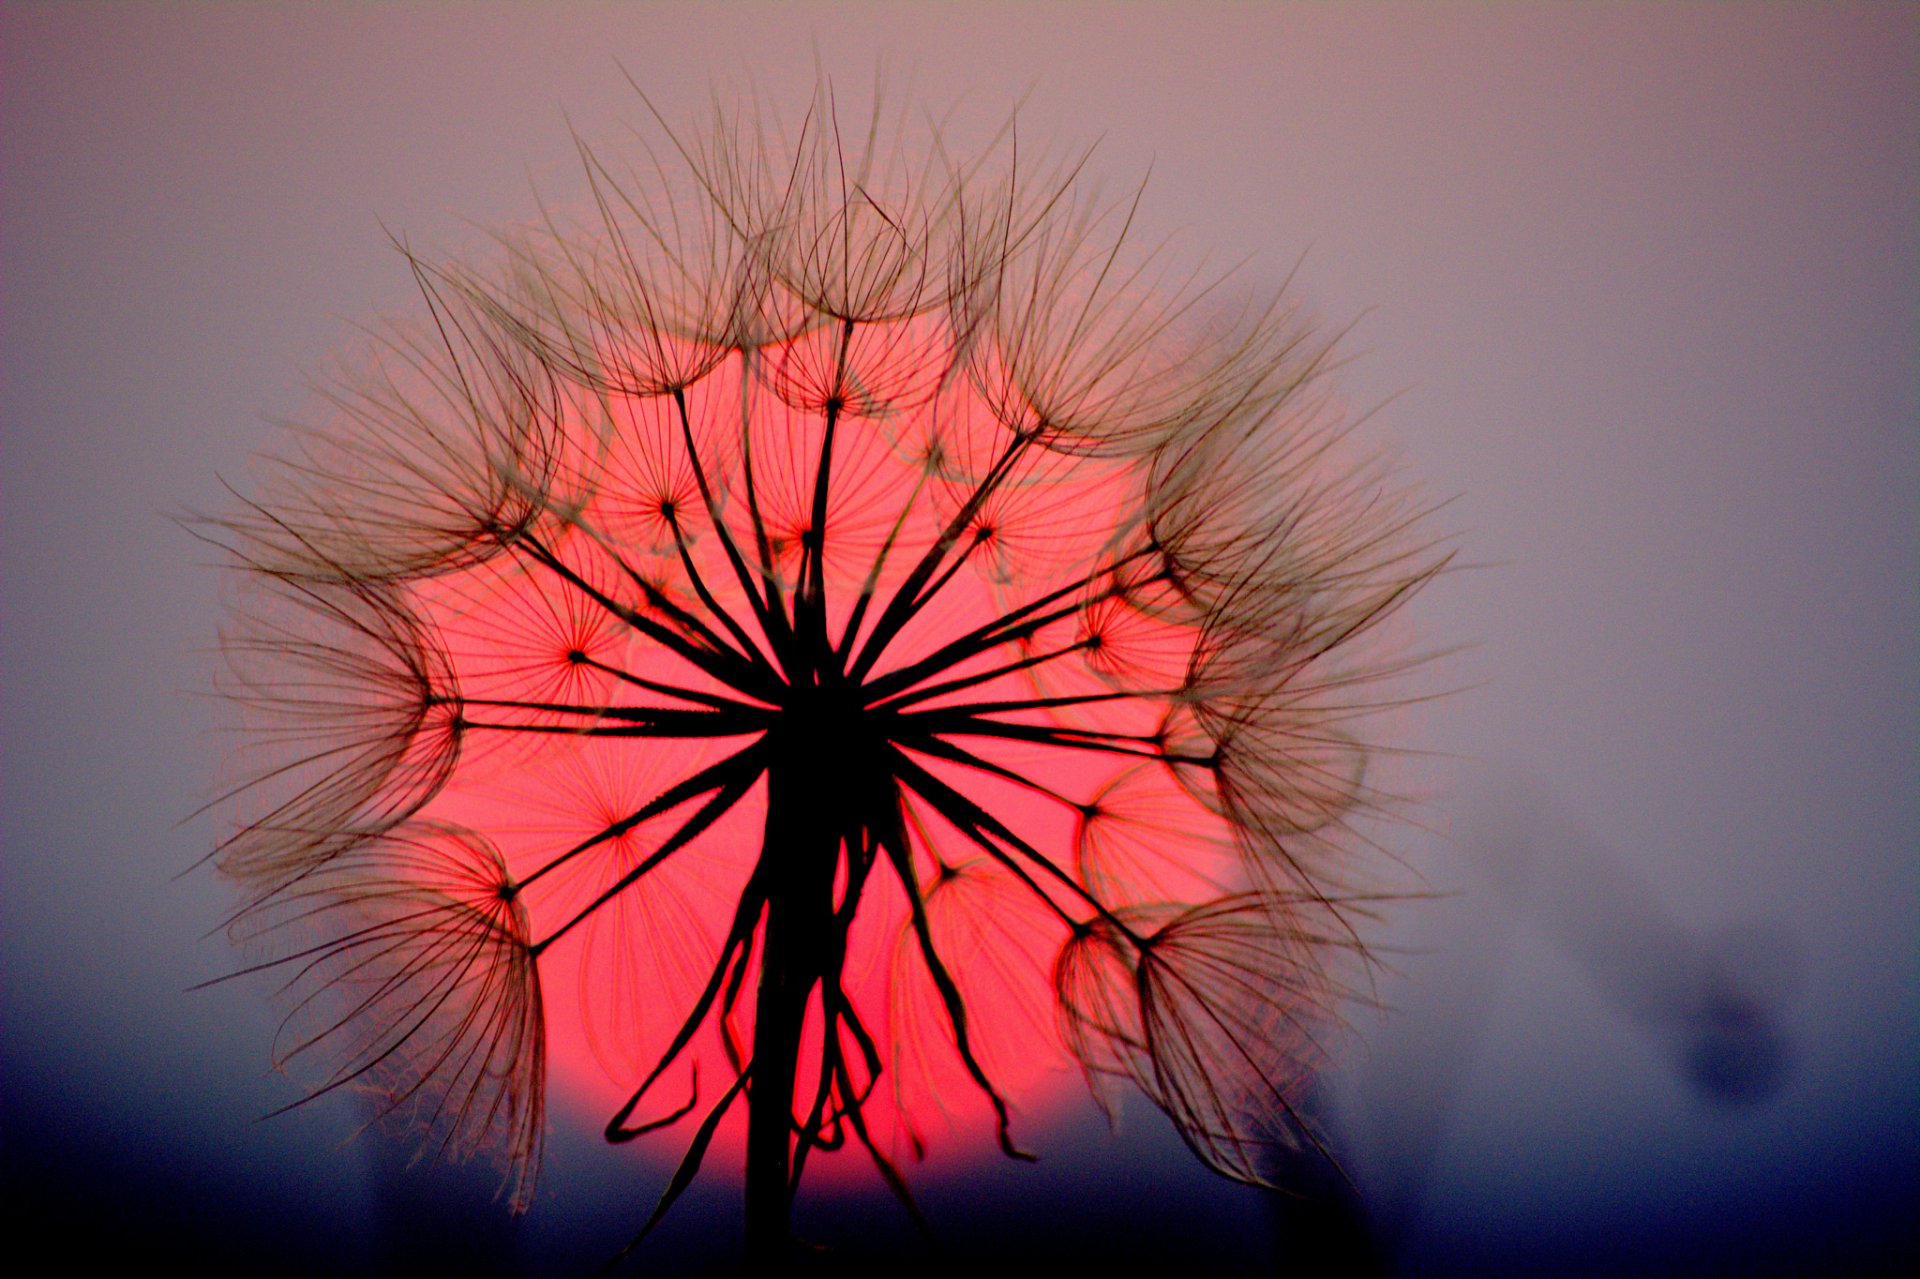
{"left": 205, "top": 77, "right": 1446, "bottom": 1247}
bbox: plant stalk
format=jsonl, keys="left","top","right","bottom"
{"left": 743, "top": 730, "right": 844, "bottom": 1271}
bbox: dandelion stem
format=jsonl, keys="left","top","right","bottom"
{"left": 729, "top": 346, "right": 802, "bottom": 652}
{"left": 580, "top": 654, "right": 765, "bottom": 711}
{"left": 606, "top": 868, "right": 768, "bottom": 1141}
{"left": 517, "top": 741, "right": 767, "bottom": 892}
{"left": 858, "top": 548, "right": 1157, "bottom": 702}
{"left": 672, "top": 386, "right": 800, "bottom": 677}
{"left": 665, "top": 510, "right": 770, "bottom": 669}
{"left": 521, "top": 533, "right": 782, "bottom": 701}
{"left": 531, "top": 741, "right": 767, "bottom": 954}
{"left": 588, "top": 539, "right": 757, "bottom": 671}
{"left": 873, "top": 637, "right": 1095, "bottom": 711}
{"left": 890, "top": 744, "right": 1149, "bottom": 948}
{"left": 874, "top": 809, "right": 1034, "bottom": 1161}
{"left": 845, "top": 431, "right": 1031, "bottom": 682}
{"left": 745, "top": 726, "right": 874, "bottom": 1269}
{"left": 832, "top": 455, "right": 936, "bottom": 666}
{"left": 795, "top": 319, "right": 855, "bottom": 665}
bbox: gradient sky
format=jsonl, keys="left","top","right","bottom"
{"left": 4, "top": 4, "right": 1914, "bottom": 1274}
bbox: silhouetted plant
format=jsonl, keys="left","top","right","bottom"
{"left": 202, "top": 80, "right": 1447, "bottom": 1269}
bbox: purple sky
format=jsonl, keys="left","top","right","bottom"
{"left": 4, "top": 4, "right": 1914, "bottom": 1273}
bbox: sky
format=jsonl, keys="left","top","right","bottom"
{"left": 3, "top": 3, "right": 1915, "bottom": 1274}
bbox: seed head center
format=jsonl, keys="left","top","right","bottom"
{"left": 781, "top": 681, "right": 874, "bottom": 750}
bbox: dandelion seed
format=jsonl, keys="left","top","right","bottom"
{"left": 201, "top": 77, "right": 1447, "bottom": 1267}
{"left": 226, "top": 822, "right": 546, "bottom": 1211}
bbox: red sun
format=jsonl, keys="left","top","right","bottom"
{"left": 398, "top": 337, "right": 1242, "bottom": 1183}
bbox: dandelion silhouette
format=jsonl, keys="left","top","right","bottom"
{"left": 202, "top": 81, "right": 1446, "bottom": 1268}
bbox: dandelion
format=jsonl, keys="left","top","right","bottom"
{"left": 201, "top": 79, "right": 1446, "bottom": 1268}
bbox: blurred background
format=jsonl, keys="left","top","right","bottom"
{"left": 3, "top": 3, "right": 1913, "bottom": 1274}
